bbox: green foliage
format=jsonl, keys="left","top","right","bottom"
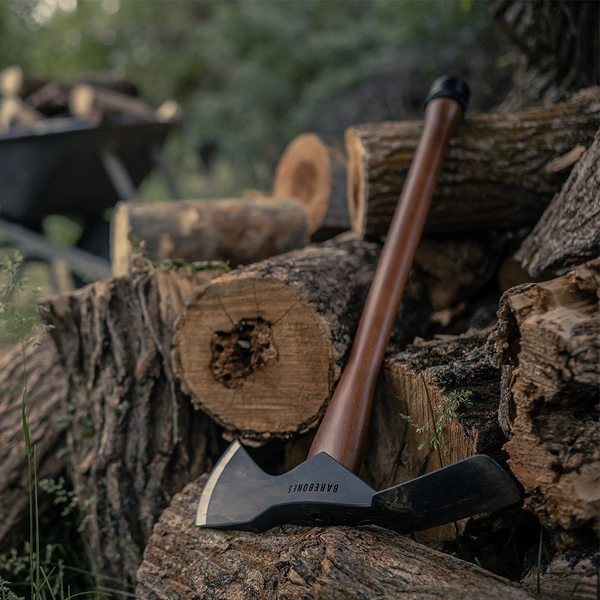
{"left": 0, "top": 0, "right": 509, "bottom": 191}
{"left": 38, "top": 478, "right": 94, "bottom": 534}
{"left": 399, "top": 383, "right": 473, "bottom": 467}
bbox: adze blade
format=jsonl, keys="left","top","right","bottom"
{"left": 197, "top": 441, "right": 520, "bottom": 533}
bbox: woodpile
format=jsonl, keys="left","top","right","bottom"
{"left": 0, "top": 64, "right": 180, "bottom": 134}
{"left": 2, "top": 22, "right": 599, "bottom": 597}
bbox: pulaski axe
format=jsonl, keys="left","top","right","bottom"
{"left": 197, "top": 76, "right": 520, "bottom": 533}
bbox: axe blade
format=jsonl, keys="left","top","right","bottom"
{"left": 197, "top": 441, "right": 520, "bottom": 533}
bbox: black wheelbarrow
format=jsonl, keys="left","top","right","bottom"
{"left": 0, "top": 116, "right": 178, "bottom": 278}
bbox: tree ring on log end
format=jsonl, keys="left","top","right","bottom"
{"left": 176, "top": 277, "right": 334, "bottom": 438}
{"left": 210, "top": 317, "right": 278, "bottom": 388}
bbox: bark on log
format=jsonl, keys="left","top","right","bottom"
{"left": 488, "top": 260, "right": 600, "bottom": 548}
{"left": 173, "top": 235, "right": 428, "bottom": 444}
{"left": 520, "top": 547, "right": 599, "bottom": 600}
{"left": 111, "top": 198, "right": 310, "bottom": 276}
{"left": 346, "top": 91, "right": 600, "bottom": 238}
{"left": 415, "top": 234, "right": 509, "bottom": 311}
{"left": 69, "top": 84, "right": 156, "bottom": 123}
{"left": 491, "top": 1, "right": 600, "bottom": 110}
{"left": 136, "top": 474, "right": 536, "bottom": 600}
{"left": 515, "top": 128, "right": 600, "bottom": 278}
{"left": 41, "top": 268, "right": 224, "bottom": 585}
{"left": 365, "top": 329, "right": 512, "bottom": 545}
{"left": 273, "top": 134, "right": 350, "bottom": 236}
{"left": 0, "top": 335, "right": 68, "bottom": 553}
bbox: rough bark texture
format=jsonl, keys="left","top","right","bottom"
{"left": 415, "top": 233, "right": 509, "bottom": 311}
{"left": 111, "top": 198, "right": 309, "bottom": 276}
{"left": 365, "top": 329, "right": 512, "bottom": 545}
{"left": 491, "top": 1, "right": 600, "bottom": 110}
{"left": 136, "top": 474, "right": 536, "bottom": 600}
{"left": 0, "top": 335, "right": 68, "bottom": 552}
{"left": 346, "top": 91, "right": 599, "bottom": 239}
{"left": 488, "top": 260, "right": 599, "bottom": 548}
{"left": 520, "top": 547, "right": 599, "bottom": 600}
{"left": 516, "top": 128, "right": 600, "bottom": 278}
{"left": 273, "top": 133, "right": 350, "bottom": 237}
{"left": 174, "top": 235, "right": 428, "bottom": 444}
{"left": 41, "top": 268, "right": 224, "bottom": 585}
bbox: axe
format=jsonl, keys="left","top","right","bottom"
{"left": 197, "top": 76, "right": 520, "bottom": 533}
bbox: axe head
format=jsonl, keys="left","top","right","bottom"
{"left": 197, "top": 441, "right": 520, "bottom": 533}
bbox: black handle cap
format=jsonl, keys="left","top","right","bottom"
{"left": 425, "top": 76, "right": 470, "bottom": 113}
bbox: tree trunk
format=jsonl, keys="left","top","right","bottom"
{"left": 41, "top": 268, "right": 225, "bottom": 585}
{"left": 173, "top": 235, "right": 428, "bottom": 444}
{"left": 136, "top": 474, "right": 536, "bottom": 600}
{"left": 491, "top": 1, "right": 600, "bottom": 110}
{"left": 111, "top": 198, "right": 309, "bottom": 276}
{"left": 365, "top": 329, "right": 511, "bottom": 545}
{"left": 346, "top": 91, "right": 599, "bottom": 238}
{"left": 273, "top": 133, "right": 350, "bottom": 237}
{"left": 487, "top": 260, "right": 599, "bottom": 548}
{"left": 515, "top": 128, "right": 600, "bottom": 278}
{"left": 0, "top": 335, "right": 68, "bottom": 552}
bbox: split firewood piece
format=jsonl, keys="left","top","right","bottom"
{"left": 365, "top": 329, "right": 511, "bottom": 545}
{"left": 110, "top": 198, "right": 310, "bottom": 276}
{"left": 0, "top": 97, "right": 44, "bottom": 131}
{"left": 347, "top": 89, "right": 600, "bottom": 238}
{"left": 0, "top": 65, "right": 49, "bottom": 98}
{"left": 415, "top": 233, "right": 509, "bottom": 311}
{"left": 136, "top": 474, "right": 536, "bottom": 600}
{"left": 25, "top": 81, "right": 72, "bottom": 117}
{"left": 41, "top": 268, "right": 224, "bottom": 585}
{"left": 273, "top": 133, "right": 350, "bottom": 236}
{"left": 515, "top": 130, "right": 600, "bottom": 278}
{"left": 69, "top": 83, "right": 156, "bottom": 123}
{"left": 520, "top": 547, "right": 600, "bottom": 600}
{"left": 0, "top": 334, "right": 68, "bottom": 553}
{"left": 173, "top": 235, "right": 429, "bottom": 444}
{"left": 488, "top": 259, "right": 600, "bottom": 548}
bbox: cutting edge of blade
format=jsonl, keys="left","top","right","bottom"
{"left": 196, "top": 440, "right": 242, "bottom": 526}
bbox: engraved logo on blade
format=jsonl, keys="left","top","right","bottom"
{"left": 288, "top": 483, "right": 339, "bottom": 493}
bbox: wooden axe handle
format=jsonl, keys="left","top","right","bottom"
{"left": 308, "top": 80, "right": 468, "bottom": 473}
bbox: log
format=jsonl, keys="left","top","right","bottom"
{"left": 273, "top": 133, "right": 350, "bottom": 236}
{"left": 136, "top": 474, "right": 536, "bottom": 600}
{"left": 415, "top": 234, "right": 509, "bottom": 311}
{"left": 520, "top": 547, "right": 599, "bottom": 600}
{"left": 173, "top": 235, "right": 429, "bottom": 444}
{"left": 491, "top": 1, "right": 599, "bottom": 110}
{"left": 41, "top": 268, "right": 225, "bottom": 585}
{"left": 110, "top": 198, "right": 310, "bottom": 276}
{"left": 0, "top": 335, "right": 68, "bottom": 552}
{"left": 0, "top": 97, "right": 44, "bottom": 131}
{"left": 365, "top": 329, "right": 512, "bottom": 545}
{"left": 0, "top": 65, "right": 48, "bottom": 98}
{"left": 69, "top": 83, "right": 156, "bottom": 123}
{"left": 347, "top": 91, "right": 600, "bottom": 238}
{"left": 488, "top": 260, "right": 600, "bottom": 548}
{"left": 24, "top": 81, "right": 71, "bottom": 117}
{"left": 515, "top": 129, "right": 600, "bottom": 278}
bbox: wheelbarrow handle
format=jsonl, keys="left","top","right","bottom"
{"left": 308, "top": 77, "right": 470, "bottom": 473}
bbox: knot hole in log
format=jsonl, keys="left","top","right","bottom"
{"left": 210, "top": 317, "right": 278, "bottom": 388}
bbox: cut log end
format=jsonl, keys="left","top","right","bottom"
{"left": 175, "top": 277, "right": 333, "bottom": 436}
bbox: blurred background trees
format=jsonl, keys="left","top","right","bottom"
{"left": 0, "top": 0, "right": 513, "bottom": 195}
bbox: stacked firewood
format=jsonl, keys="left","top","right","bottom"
{"left": 0, "top": 64, "right": 180, "bottom": 133}
{"left": 1, "top": 82, "right": 597, "bottom": 599}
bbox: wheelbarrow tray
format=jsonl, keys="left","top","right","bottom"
{"left": 0, "top": 118, "right": 175, "bottom": 224}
